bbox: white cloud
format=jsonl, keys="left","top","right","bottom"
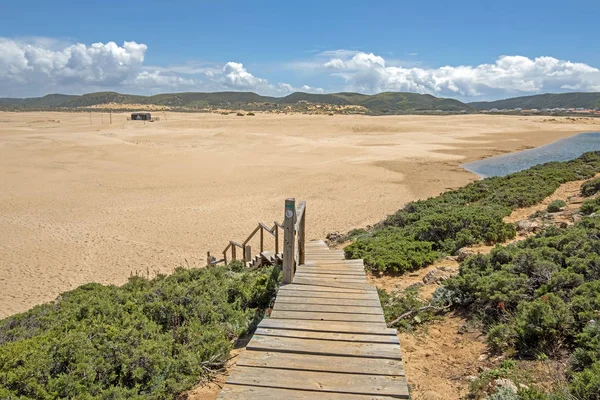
{"left": 0, "top": 38, "right": 147, "bottom": 88}
{"left": 221, "top": 62, "right": 269, "bottom": 90}
{"left": 277, "top": 82, "right": 324, "bottom": 94}
{"left": 1, "top": 37, "right": 599, "bottom": 101}
{"left": 321, "top": 52, "right": 600, "bottom": 99}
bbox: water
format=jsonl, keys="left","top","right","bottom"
{"left": 462, "top": 132, "right": 600, "bottom": 178}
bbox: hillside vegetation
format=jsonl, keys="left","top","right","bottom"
{"left": 470, "top": 92, "right": 600, "bottom": 110}
{"left": 346, "top": 152, "right": 600, "bottom": 273}
{"left": 0, "top": 264, "right": 279, "bottom": 399}
{"left": 442, "top": 216, "right": 600, "bottom": 399}
{"left": 0, "top": 91, "right": 472, "bottom": 114}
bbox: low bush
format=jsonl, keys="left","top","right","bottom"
{"left": 443, "top": 216, "right": 600, "bottom": 398}
{"left": 547, "top": 199, "right": 566, "bottom": 213}
{"left": 345, "top": 152, "right": 600, "bottom": 273}
{"left": 0, "top": 264, "right": 279, "bottom": 399}
{"left": 581, "top": 197, "right": 600, "bottom": 215}
{"left": 581, "top": 177, "right": 600, "bottom": 197}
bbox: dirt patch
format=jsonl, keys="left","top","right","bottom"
{"left": 400, "top": 313, "right": 488, "bottom": 400}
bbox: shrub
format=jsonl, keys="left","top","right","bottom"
{"left": 570, "top": 361, "right": 600, "bottom": 400}
{"left": 345, "top": 152, "right": 600, "bottom": 273}
{"left": 442, "top": 217, "right": 600, "bottom": 397}
{"left": 0, "top": 265, "right": 280, "bottom": 399}
{"left": 581, "top": 197, "right": 600, "bottom": 215}
{"left": 546, "top": 199, "right": 566, "bottom": 213}
{"left": 581, "top": 177, "right": 600, "bottom": 197}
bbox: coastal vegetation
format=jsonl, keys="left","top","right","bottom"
{"left": 0, "top": 263, "right": 279, "bottom": 399}
{"left": 470, "top": 92, "right": 600, "bottom": 110}
{"left": 441, "top": 217, "right": 600, "bottom": 399}
{"left": 346, "top": 151, "right": 600, "bottom": 274}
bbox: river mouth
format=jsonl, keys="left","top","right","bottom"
{"left": 462, "top": 132, "right": 600, "bottom": 178}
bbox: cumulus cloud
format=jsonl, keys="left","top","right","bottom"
{"left": 277, "top": 82, "right": 324, "bottom": 94}
{"left": 322, "top": 52, "right": 600, "bottom": 99}
{"left": 0, "top": 38, "right": 147, "bottom": 87}
{"left": 220, "top": 62, "right": 269, "bottom": 90}
{"left": 0, "top": 38, "right": 287, "bottom": 96}
{"left": 2, "top": 37, "right": 599, "bottom": 101}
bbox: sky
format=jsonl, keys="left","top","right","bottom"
{"left": 0, "top": 0, "right": 599, "bottom": 101}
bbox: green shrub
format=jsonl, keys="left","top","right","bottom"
{"left": 0, "top": 265, "right": 280, "bottom": 399}
{"left": 570, "top": 361, "right": 600, "bottom": 400}
{"left": 581, "top": 197, "right": 600, "bottom": 215}
{"left": 547, "top": 199, "right": 566, "bottom": 213}
{"left": 581, "top": 177, "right": 600, "bottom": 196}
{"left": 345, "top": 229, "right": 438, "bottom": 273}
{"left": 442, "top": 216, "right": 600, "bottom": 397}
{"left": 346, "top": 152, "right": 600, "bottom": 273}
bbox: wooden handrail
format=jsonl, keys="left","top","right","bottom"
{"left": 212, "top": 199, "right": 305, "bottom": 271}
{"left": 259, "top": 222, "right": 276, "bottom": 236}
{"left": 294, "top": 201, "right": 306, "bottom": 231}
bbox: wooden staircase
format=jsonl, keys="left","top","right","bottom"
{"left": 217, "top": 239, "right": 409, "bottom": 399}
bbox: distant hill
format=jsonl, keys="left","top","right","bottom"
{"left": 0, "top": 91, "right": 474, "bottom": 114}
{"left": 470, "top": 92, "right": 600, "bottom": 110}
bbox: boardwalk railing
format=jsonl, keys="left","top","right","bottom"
{"left": 209, "top": 198, "right": 306, "bottom": 284}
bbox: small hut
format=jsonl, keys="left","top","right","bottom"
{"left": 131, "top": 112, "right": 151, "bottom": 121}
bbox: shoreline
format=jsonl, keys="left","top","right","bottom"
{"left": 1, "top": 112, "right": 599, "bottom": 318}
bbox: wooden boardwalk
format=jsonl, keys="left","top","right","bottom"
{"left": 218, "top": 240, "right": 409, "bottom": 399}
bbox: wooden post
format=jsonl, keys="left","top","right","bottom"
{"left": 283, "top": 198, "right": 296, "bottom": 284}
{"left": 223, "top": 252, "right": 228, "bottom": 266}
{"left": 274, "top": 224, "right": 279, "bottom": 255}
{"left": 207, "top": 251, "right": 212, "bottom": 266}
{"left": 110, "top": 111, "right": 112, "bottom": 124}
{"left": 231, "top": 245, "right": 236, "bottom": 261}
{"left": 245, "top": 245, "right": 252, "bottom": 264}
{"left": 298, "top": 203, "right": 306, "bottom": 265}
{"left": 260, "top": 227, "right": 264, "bottom": 253}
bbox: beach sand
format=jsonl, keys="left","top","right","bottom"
{"left": 1, "top": 111, "right": 599, "bottom": 318}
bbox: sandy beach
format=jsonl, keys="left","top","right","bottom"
{"left": 1, "top": 111, "right": 599, "bottom": 318}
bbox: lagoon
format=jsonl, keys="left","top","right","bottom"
{"left": 462, "top": 132, "right": 600, "bottom": 178}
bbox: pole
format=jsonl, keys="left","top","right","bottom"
{"left": 283, "top": 198, "right": 296, "bottom": 284}
{"left": 110, "top": 111, "right": 112, "bottom": 124}
{"left": 298, "top": 203, "right": 306, "bottom": 265}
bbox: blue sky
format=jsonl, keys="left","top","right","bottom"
{"left": 1, "top": 0, "right": 599, "bottom": 100}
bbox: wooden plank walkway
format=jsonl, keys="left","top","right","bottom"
{"left": 218, "top": 240, "right": 409, "bottom": 399}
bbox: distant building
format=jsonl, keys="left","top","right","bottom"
{"left": 131, "top": 112, "right": 151, "bottom": 121}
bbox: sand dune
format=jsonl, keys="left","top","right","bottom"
{"left": 1, "top": 111, "right": 599, "bottom": 318}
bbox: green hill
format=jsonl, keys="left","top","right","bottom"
{"left": 470, "top": 92, "right": 600, "bottom": 110}
{"left": 0, "top": 91, "right": 473, "bottom": 114}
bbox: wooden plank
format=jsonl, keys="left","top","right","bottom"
{"left": 276, "top": 296, "right": 382, "bottom": 307}
{"left": 255, "top": 327, "right": 397, "bottom": 344}
{"left": 237, "top": 351, "right": 404, "bottom": 376}
{"left": 296, "top": 270, "right": 366, "bottom": 276}
{"left": 295, "top": 270, "right": 365, "bottom": 276}
{"left": 278, "top": 287, "right": 380, "bottom": 300}
{"left": 273, "top": 302, "right": 383, "bottom": 315}
{"left": 218, "top": 384, "right": 405, "bottom": 399}
{"left": 259, "top": 318, "right": 395, "bottom": 335}
{"left": 297, "top": 264, "right": 365, "bottom": 271}
{"left": 294, "top": 273, "right": 366, "bottom": 282}
{"left": 296, "top": 268, "right": 365, "bottom": 275}
{"left": 247, "top": 335, "right": 401, "bottom": 360}
{"left": 225, "top": 366, "right": 408, "bottom": 397}
{"left": 269, "top": 310, "right": 385, "bottom": 323}
{"left": 279, "top": 284, "right": 375, "bottom": 294}
{"left": 292, "top": 277, "right": 376, "bottom": 291}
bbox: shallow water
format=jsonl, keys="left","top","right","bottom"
{"left": 462, "top": 132, "right": 600, "bottom": 178}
